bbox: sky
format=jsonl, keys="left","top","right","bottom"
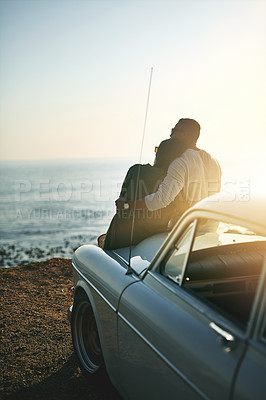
{"left": 0, "top": 0, "right": 266, "bottom": 166}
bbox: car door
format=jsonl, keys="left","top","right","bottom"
{"left": 117, "top": 216, "right": 266, "bottom": 400}
{"left": 232, "top": 265, "right": 266, "bottom": 400}
{"left": 117, "top": 221, "right": 204, "bottom": 400}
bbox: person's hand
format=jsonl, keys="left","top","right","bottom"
{"left": 115, "top": 198, "right": 125, "bottom": 211}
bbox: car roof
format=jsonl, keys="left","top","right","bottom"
{"left": 191, "top": 192, "right": 266, "bottom": 230}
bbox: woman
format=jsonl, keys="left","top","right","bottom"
{"left": 102, "top": 137, "right": 188, "bottom": 250}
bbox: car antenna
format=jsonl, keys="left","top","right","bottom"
{"left": 127, "top": 67, "right": 153, "bottom": 274}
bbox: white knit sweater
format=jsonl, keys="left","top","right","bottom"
{"left": 144, "top": 149, "right": 221, "bottom": 211}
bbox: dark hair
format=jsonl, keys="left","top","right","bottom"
{"left": 153, "top": 137, "right": 187, "bottom": 172}
{"left": 171, "top": 118, "right": 201, "bottom": 142}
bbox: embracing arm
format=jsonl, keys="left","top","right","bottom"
{"left": 144, "top": 158, "right": 186, "bottom": 211}
{"left": 115, "top": 197, "right": 147, "bottom": 210}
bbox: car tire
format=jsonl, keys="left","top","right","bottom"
{"left": 71, "top": 292, "right": 105, "bottom": 376}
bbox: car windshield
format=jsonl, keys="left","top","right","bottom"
{"left": 223, "top": 224, "right": 256, "bottom": 236}
{"left": 194, "top": 220, "right": 264, "bottom": 251}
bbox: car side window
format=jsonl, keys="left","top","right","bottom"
{"left": 183, "top": 218, "right": 266, "bottom": 329}
{"left": 161, "top": 221, "right": 195, "bottom": 284}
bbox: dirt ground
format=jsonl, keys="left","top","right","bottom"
{"left": 0, "top": 258, "right": 121, "bottom": 400}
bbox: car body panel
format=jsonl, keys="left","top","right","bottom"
{"left": 112, "top": 232, "right": 168, "bottom": 275}
{"left": 72, "top": 245, "right": 140, "bottom": 383}
{"left": 73, "top": 244, "right": 136, "bottom": 309}
{"left": 233, "top": 339, "right": 266, "bottom": 400}
{"left": 192, "top": 193, "right": 266, "bottom": 231}
{"left": 117, "top": 270, "right": 247, "bottom": 400}
{"left": 232, "top": 268, "right": 266, "bottom": 400}
{"left": 70, "top": 193, "right": 266, "bottom": 399}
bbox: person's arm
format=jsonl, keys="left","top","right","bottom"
{"left": 115, "top": 197, "right": 147, "bottom": 210}
{"left": 144, "top": 157, "right": 187, "bottom": 211}
{"left": 128, "top": 198, "right": 147, "bottom": 210}
{"left": 115, "top": 165, "right": 138, "bottom": 210}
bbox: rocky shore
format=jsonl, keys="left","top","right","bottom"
{"left": 0, "top": 258, "right": 121, "bottom": 400}
{"left": 0, "top": 233, "right": 96, "bottom": 267}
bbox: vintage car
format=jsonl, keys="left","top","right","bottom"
{"left": 69, "top": 192, "right": 266, "bottom": 400}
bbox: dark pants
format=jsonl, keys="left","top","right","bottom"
{"left": 103, "top": 209, "right": 170, "bottom": 250}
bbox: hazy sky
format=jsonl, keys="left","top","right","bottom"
{"left": 0, "top": 0, "right": 265, "bottom": 164}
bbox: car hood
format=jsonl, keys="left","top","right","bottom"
{"left": 111, "top": 232, "right": 169, "bottom": 275}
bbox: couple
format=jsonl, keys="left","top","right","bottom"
{"left": 102, "top": 118, "right": 221, "bottom": 250}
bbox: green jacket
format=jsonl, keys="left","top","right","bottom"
{"left": 120, "top": 163, "right": 165, "bottom": 201}
{"left": 104, "top": 138, "right": 188, "bottom": 250}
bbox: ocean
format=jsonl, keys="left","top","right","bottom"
{"left": 0, "top": 155, "right": 263, "bottom": 267}
{"left": 0, "top": 157, "right": 134, "bottom": 267}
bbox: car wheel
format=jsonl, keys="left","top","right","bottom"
{"left": 71, "top": 292, "right": 104, "bottom": 375}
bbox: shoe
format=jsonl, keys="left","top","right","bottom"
{"left": 97, "top": 234, "right": 106, "bottom": 248}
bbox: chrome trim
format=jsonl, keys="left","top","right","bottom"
{"left": 148, "top": 271, "right": 182, "bottom": 296}
{"left": 111, "top": 250, "right": 129, "bottom": 267}
{"left": 67, "top": 305, "right": 73, "bottom": 323}
{"left": 72, "top": 261, "right": 117, "bottom": 313}
{"left": 147, "top": 271, "right": 207, "bottom": 314}
{"left": 180, "top": 219, "right": 198, "bottom": 285}
{"left": 118, "top": 311, "right": 208, "bottom": 400}
{"left": 210, "top": 322, "right": 235, "bottom": 342}
{"left": 146, "top": 218, "right": 197, "bottom": 277}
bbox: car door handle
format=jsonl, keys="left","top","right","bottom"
{"left": 210, "top": 322, "right": 237, "bottom": 352}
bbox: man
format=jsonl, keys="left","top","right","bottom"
{"left": 116, "top": 118, "right": 221, "bottom": 223}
